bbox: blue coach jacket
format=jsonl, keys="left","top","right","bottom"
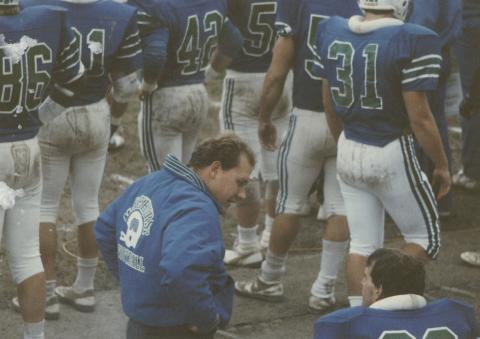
{"left": 94, "top": 154, "right": 234, "bottom": 332}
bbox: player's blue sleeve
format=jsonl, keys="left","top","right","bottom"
{"left": 312, "top": 20, "right": 329, "bottom": 79}
{"left": 142, "top": 27, "right": 169, "bottom": 84}
{"left": 401, "top": 32, "right": 442, "bottom": 92}
{"left": 275, "top": 0, "right": 300, "bottom": 37}
{"left": 94, "top": 199, "right": 120, "bottom": 281}
{"left": 112, "top": 11, "right": 143, "bottom": 76}
{"left": 160, "top": 207, "right": 234, "bottom": 333}
{"left": 217, "top": 19, "right": 243, "bottom": 59}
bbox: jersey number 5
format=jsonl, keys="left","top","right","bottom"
{"left": 328, "top": 40, "right": 383, "bottom": 110}
{"left": 243, "top": 2, "right": 276, "bottom": 57}
{"left": 177, "top": 11, "right": 223, "bottom": 75}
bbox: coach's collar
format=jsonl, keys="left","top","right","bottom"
{"left": 370, "top": 294, "right": 427, "bottom": 311}
{"left": 348, "top": 15, "right": 403, "bottom": 34}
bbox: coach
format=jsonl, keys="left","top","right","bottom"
{"left": 94, "top": 135, "right": 255, "bottom": 339}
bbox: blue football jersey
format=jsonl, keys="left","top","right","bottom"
{"left": 408, "top": 0, "right": 462, "bottom": 49}
{"left": 275, "top": 0, "right": 360, "bottom": 112}
{"left": 314, "top": 17, "right": 442, "bottom": 146}
{"left": 227, "top": 0, "right": 278, "bottom": 73}
{"left": 0, "top": 6, "right": 83, "bottom": 143}
{"left": 314, "top": 299, "right": 480, "bottom": 339}
{"left": 21, "top": 0, "right": 142, "bottom": 107}
{"left": 130, "top": 0, "right": 229, "bottom": 87}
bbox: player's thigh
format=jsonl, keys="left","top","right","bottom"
{"left": 70, "top": 144, "right": 108, "bottom": 225}
{"left": 3, "top": 168, "right": 42, "bottom": 283}
{"left": 39, "top": 140, "right": 70, "bottom": 224}
{"left": 339, "top": 178, "right": 384, "bottom": 256}
{"left": 322, "top": 156, "right": 345, "bottom": 218}
{"left": 276, "top": 110, "right": 334, "bottom": 215}
{"left": 381, "top": 136, "right": 441, "bottom": 259}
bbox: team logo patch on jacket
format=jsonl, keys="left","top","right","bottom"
{"left": 120, "top": 195, "right": 154, "bottom": 249}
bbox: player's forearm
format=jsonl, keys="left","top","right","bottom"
{"left": 404, "top": 91, "right": 448, "bottom": 170}
{"left": 258, "top": 72, "right": 287, "bottom": 122}
{"left": 323, "top": 80, "right": 343, "bottom": 141}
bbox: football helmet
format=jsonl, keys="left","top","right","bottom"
{"left": 359, "top": 0, "right": 411, "bottom": 21}
{"left": 0, "top": 0, "right": 19, "bottom": 5}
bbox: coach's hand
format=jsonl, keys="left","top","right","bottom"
{"left": 259, "top": 120, "right": 277, "bottom": 151}
{"left": 432, "top": 167, "right": 451, "bottom": 200}
{"left": 139, "top": 81, "right": 158, "bottom": 100}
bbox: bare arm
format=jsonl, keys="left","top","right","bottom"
{"left": 322, "top": 79, "right": 343, "bottom": 142}
{"left": 258, "top": 36, "right": 295, "bottom": 150}
{"left": 403, "top": 91, "right": 451, "bottom": 199}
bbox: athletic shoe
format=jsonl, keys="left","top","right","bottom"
{"left": 11, "top": 296, "right": 60, "bottom": 320}
{"left": 308, "top": 295, "right": 335, "bottom": 314}
{"left": 108, "top": 131, "right": 125, "bottom": 151}
{"left": 224, "top": 243, "right": 263, "bottom": 267}
{"left": 460, "top": 251, "right": 480, "bottom": 267}
{"left": 453, "top": 169, "right": 477, "bottom": 191}
{"left": 235, "top": 276, "right": 284, "bottom": 302}
{"left": 55, "top": 286, "right": 95, "bottom": 313}
{"left": 259, "top": 229, "right": 270, "bottom": 250}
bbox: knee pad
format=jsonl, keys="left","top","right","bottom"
{"left": 265, "top": 180, "right": 279, "bottom": 201}
{"left": 349, "top": 241, "right": 380, "bottom": 258}
{"left": 10, "top": 255, "right": 44, "bottom": 284}
{"left": 236, "top": 180, "right": 261, "bottom": 207}
{"left": 73, "top": 199, "right": 99, "bottom": 226}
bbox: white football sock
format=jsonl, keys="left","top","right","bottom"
{"left": 24, "top": 320, "right": 44, "bottom": 339}
{"left": 264, "top": 215, "right": 274, "bottom": 233}
{"left": 237, "top": 225, "right": 258, "bottom": 246}
{"left": 73, "top": 257, "right": 98, "bottom": 293}
{"left": 260, "top": 249, "right": 287, "bottom": 283}
{"left": 46, "top": 280, "right": 56, "bottom": 300}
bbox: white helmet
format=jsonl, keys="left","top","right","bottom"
{"left": 0, "top": 0, "right": 19, "bottom": 5}
{"left": 359, "top": 0, "right": 411, "bottom": 21}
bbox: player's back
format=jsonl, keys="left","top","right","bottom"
{"left": 0, "top": 5, "right": 81, "bottom": 142}
{"left": 228, "top": 0, "right": 278, "bottom": 73}
{"left": 21, "top": 0, "right": 142, "bottom": 107}
{"left": 316, "top": 16, "right": 442, "bottom": 146}
{"left": 314, "top": 299, "right": 480, "bottom": 338}
{"left": 134, "top": 0, "right": 228, "bottom": 87}
{"left": 275, "top": 0, "right": 360, "bottom": 112}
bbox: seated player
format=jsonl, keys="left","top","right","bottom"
{"left": 314, "top": 249, "right": 480, "bottom": 338}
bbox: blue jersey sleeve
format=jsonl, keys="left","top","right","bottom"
{"left": 142, "top": 27, "right": 169, "bottom": 84}
{"left": 275, "top": 0, "right": 300, "bottom": 37}
{"left": 217, "top": 18, "right": 243, "bottom": 59}
{"left": 401, "top": 32, "right": 442, "bottom": 92}
{"left": 112, "top": 12, "right": 143, "bottom": 76}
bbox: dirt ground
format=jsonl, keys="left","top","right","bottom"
{"left": 0, "top": 77, "right": 479, "bottom": 317}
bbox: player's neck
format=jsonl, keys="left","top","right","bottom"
{"left": 0, "top": 5, "right": 19, "bottom": 15}
{"left": 364, "top": 12, "right": 396, "bottom": 22}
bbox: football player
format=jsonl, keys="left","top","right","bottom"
{"left": 234, "top": 0, "right": 360, "bottom": 312}
{"left": 130, "top": 0, "right": 238, "bottom": 170}
{"left": 314, "top": 249, "right": 480, "bottom": 338}
{"left": 206, "top": 0, "right": 292, "bottom": 267}
{"left": 314, "top": 0, "right": 450, "bottom": 306}
{"left": 0, "top": 1, "right": 84, "bottom": 337}
{"left": 18, "top": 0, "right": 142, "bottom": 319}
{"left": 453, "top": 0, "right": 480, "bottom": 191}
{"left": 408, "top": 0, "right": 462, "bottom": 217}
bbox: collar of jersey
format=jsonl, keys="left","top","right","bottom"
{"left": 370, "top": 294, "right": 427, "bottom": 311}
{"left": 163, "top": 154, "right": 222, "bottom": 212}
{"left": 348, "top": 15, "right": 404, "bottom": 34}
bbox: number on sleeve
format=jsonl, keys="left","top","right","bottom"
{"left": 243, "top": 2, "right": 276, "bottom": 57}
